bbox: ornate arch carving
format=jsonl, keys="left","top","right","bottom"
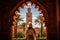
{"left": 9, "top": 0, "right": 48, "bottom": 40}
{"left": 9, "top": 0, "right": 48, "bottom": 25}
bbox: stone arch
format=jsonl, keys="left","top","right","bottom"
{"left": 9, "top": 0, "right": 48, "bottom": 40}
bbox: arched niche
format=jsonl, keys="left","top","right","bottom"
{"left": 9, "top": 0, "right": 48, "bottom": 40}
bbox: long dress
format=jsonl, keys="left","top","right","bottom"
{"left": 27, "top": 35, "right": 34, "bottom": 40}
{"left": 26, "top": 29, "right": 36, "bottom": 40}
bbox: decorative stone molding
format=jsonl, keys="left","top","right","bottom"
{"left": 9, "top": 1, "right": 48, "bottom": 40}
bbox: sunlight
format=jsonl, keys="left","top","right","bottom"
{"left": 13, "top": 2, "right": 47, "bottom": 40}
{"left": 18, "top": 5, "right": 43, "bottom": 28}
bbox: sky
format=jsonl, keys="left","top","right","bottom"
{"left": 17, "top": 3, "right": 45, "bottom": 28}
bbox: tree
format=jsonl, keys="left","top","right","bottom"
{"left": 16, "top": 14, "right": 23, "bottom": 25}
{"left": 21, "top": 22, "right": 26, "bottom": 32}
{"left": 15, "top": 14, "right": 23, "bottom": 37}
{"left": 35, "top": 15, "right": 45, "bottom": 38}
{"left": 21, "top": 22, "right": 26, "bottom": 28}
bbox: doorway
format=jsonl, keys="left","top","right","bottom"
{"left": 9, "top": 1, "right": 48, "bottom": 40}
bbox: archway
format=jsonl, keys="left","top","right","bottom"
{"left": 9, "top": 1, "right": 48, "bottom": 40}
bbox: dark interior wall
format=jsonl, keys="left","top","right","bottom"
{"left": 0, "top": 0, "right": 59, "bottom": 40}
{"left": 37, "top": 0, "right": 57, "bottom": 40}
{"left": 59, "top": 0, "right": 60, "bottom": 37}
{"left": 47, "top": 2, "right": 57, "bottom": 40}
{"left": 0, "top": 0, "right": 20, "bottom": 40}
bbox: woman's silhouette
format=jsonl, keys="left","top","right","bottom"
{"left": 26, "top": 23, "right": 36, "bottom": 40}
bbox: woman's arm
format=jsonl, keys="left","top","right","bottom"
{"left": 32, "top": 29, "right": 36, "bottom": 40}
{"left": 26, "top": 30, "right": 28, "bottom": 40}
{"left": 33, "top": 33, "right": 36, "bottom": 40}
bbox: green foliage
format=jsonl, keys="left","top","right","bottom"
{"left": 36, "top": 30, "right": 46, "bottom": 38}
{"left": 15, "top": 32, "right": 25, "bottom": 38}
{"left": 16, "top": 14, "right": 23, "bottom": 22}
{"left": 35, "top": 16, "right": 45, "bottom": 24}
{"left": 21, "top": 23, "right": 26, "bottom": 27}
{"left": 42, "top": 30, "right": 46, "bottom": 37}
{"left": 38, "top": 16, "right": 44, "bottom": 22}
{"left": 38, "top": 32, "right": 40, "bottom": 37}
{"left": 13, "top": 38, "right": 46, "bottom": 40}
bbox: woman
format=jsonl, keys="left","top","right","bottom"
{"left": 26, "top": 23, "right": 36, "bottom": 40}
